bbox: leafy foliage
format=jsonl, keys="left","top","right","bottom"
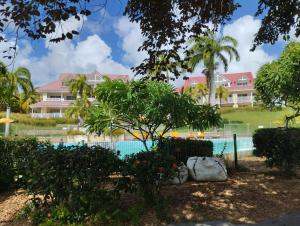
{"left": 0, "top": 137, "right": 39, "bottom": 191}
{"left": 182, "top": 83, "right": 208, "bottom": 104}
{"left": 158, "top": 138, "right": 213, "bottom": 164}
{"left": 0, "top": 62, "right": 36, "bottom": 113}
{"left": 85, "top": 79, "right": 221, "bottom": 150}
{"left": 253, "top": 0, "right": 300, "bottom": 50}
{"left": 216, "top": 86, "right": 230, "bottom": 106}
{"left": 255, "top": 42, "right": 300, "bottom": 127}
{"left": 1, "top": 137, "right": 177, "bottom": 225}
{"left": 1, "top": 1, "right": 299, "bottom": 80}
{"left": 253, "top": 128, "right": 300, "bottom": 175}
{"left": 120, "top": 151, "right": 176, "bottom": 206}
{"left": 66, "top": 75, "right": 93, "bottom": 126}
{"left": 24, "top": 145, "right": 121, "bottom": 211}
{"left": 0, "top": 112, "right": 76, "bottom": 126}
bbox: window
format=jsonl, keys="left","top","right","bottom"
{"left": 191, "top": 81, "right": 198, "bottom": 88}
{"left": 66, "top": 96, "right": 76, "bottom": 100}
{"left": 237, "top": 76, "right": 248, "bottom": 86}
{"left": 238, "top": 94, "right": 248, "bottom": 97}
{"left": 49, "top": 95, "right": 61, "bottom": 99}
{"left": 215, "top": 74, "right": 230, "bottom": 87}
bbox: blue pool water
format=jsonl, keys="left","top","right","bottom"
{"left": 57, "top": 137, "right": 253, "bottom": 159}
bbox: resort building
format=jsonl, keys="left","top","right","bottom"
{"left": 30, "top": 71, "right": 129, "bottom": 118}
{"left": 179, "top": 72, "right": 256, "bottom": 107}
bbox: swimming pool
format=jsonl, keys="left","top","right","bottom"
{"left": 57, "top": 137, "right": 253, "bottom": 158}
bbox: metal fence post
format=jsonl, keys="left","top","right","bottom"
{"left": 233, "top": 133, "right": 238, "bottom": 168}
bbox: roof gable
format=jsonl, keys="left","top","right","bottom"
{"left": 37, "top": 72, "right": 129, "bottom": 93}
{"left": 178, "top": 71, "right": 255, "bottom": 92}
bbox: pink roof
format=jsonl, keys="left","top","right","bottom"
{"left": 37, "top": 71, "right": 129, "bottom": 93}
{"left": 179, "top": 72, "right": 255, "bottom": 92}
{"left": 30, "top": 101, "right": 73, "bottom": 108}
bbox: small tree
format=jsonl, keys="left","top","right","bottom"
{"left": 66, "top": 75, "right": 93, "bottom": 127}
{"left": 255, "top": 42, "right": 300, "bottom": 128}
{"left": 182, "top": 83, "right": 208, "bottom": 104}
{"left": 216, "top": 86, "right": 229, "bottom": 107}
{"left": 85, "top": 78, "right": 221, "bottom": 150}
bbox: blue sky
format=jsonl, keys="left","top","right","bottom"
{"left": 1, "top": 0, "right": 291, "bottom": 86}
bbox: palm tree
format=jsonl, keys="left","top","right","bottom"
{"left": 216, "top": 86, "right": 230, "bottom": 107}
{"left": 183, "top": 83, "right": 208, "bottom": 104}
{"left": 0, "top": 62, "right": 34, "bottom": 136}
{"left": 65, "top": 95, "right": 91, "bottom": 128}
{"left": 68, "top": 75, "right": 93, "bottom": 98}
{"left": 187, "top": 30, "right": 240, "bottom": 105}
{"left": 146, "top": 54, "right": 172, "bottom": 82}
{"left": 19, "top": 88, "right": 40, "bottom": 113}
{"left": 66, "top": 75, "right": 94, "bottom": 127}
{"left": 194, "top": 83, "right": 208, "bottom": 104}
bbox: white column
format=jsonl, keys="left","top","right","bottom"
{"left": 233, "top": 93, "right": 238, "bottom": 108}
{"left": 250, "top": 92, "right": 254, "bottom": 107}
{"left": 42, "top": 93, "right": 47, "bottom": 101}
{"left": 60, "top": 108, "right": 62, "bottom": 117}
{"left": 61, "top": 92, "right": 63, "bottom": 101}
{"left": 4, "top": 106, "right": 11, "bottom": 137}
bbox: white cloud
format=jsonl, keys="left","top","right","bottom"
{"left": 114, "top": 17, "right": 147, "bottom": 66}
{"left": 27, "top": 35, "right": 131, "bottom": 85}
{"left": 1, "top": 36, "right": 132, "bottom": 85}
{"left": 0, "top": 17, "right": 132, "bottom": 85}
{"left": 222, "top": 15, "right": 274, "bottom": 76}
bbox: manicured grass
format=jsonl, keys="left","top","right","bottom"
{"left": 178, "top": 106, "right": 299, "bottom": 135}
{"left": 221, "top": 107, "right": 291, "bottom": 126}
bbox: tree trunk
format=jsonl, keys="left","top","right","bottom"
{"left": 209, "top": 71, "right": 216, "bottom": 105}
{"left": 4, "top": 106, "right": 11, "bottom": 137}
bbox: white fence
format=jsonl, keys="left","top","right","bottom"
{"left": 31, "top": 113, "right": 65, "bottom": 118}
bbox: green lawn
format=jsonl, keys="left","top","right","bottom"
{"left": 221, "top": 107, "right": 291, "bottom": 126}
{"left": 1, "top": 107, "right": 299, "bottom": 138}
{"left": 178, "top": 106, "right": 298, "bottom": 135}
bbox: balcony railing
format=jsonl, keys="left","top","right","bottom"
{"left": 45, "top": 98, "right": 64, "bottom": 101}
{"left": 31, "top": 113, "right": 65, "bottom": 118}
{"left": 237, "top": 96, "right": 252, "bottom": 103}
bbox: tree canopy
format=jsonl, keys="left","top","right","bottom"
{"left": 85, "top": 78, "right": 221, "bottom": 150}
{"left": 255, "top": 42, "right": 300, "bottom": 127}
{"left": 0, "top": 1, "right": 300, "bottom": 79}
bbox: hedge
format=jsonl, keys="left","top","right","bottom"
{"left": 23, "top": 144, "right": 121, "bottom": 214}
{"left": 157, "top": 138, "right": 213, "bottom": 164}
{"left": 0, "top": 137, "right": 39, "bottom": 191}
{"left": 253, "top": 128, "right": 300, "bottom": 174}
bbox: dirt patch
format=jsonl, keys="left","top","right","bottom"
{"left": 0, "top": 190, "right": 30, "bottom": 226}
{"left": 1, "top": 157, "right": 300, "bottom": 226}
{"left": 163, "top": 157, "right": 300, "bottom": 224}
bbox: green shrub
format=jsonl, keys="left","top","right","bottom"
{"left": 253, "top": 128, "right": 300, "bottom": 174}
{"left": 66, "top": 130, "right": 85, "bottom": 136}
{"left": 0, "top": 137, "right": 39, "bottom": 191}
{"left": 23, "top": 144, "right": 121, "bottom": 216}
{"left": 120, "top": 151, "right": 176, "bottom": 206}
{"left": 0, "top": 112, "right": 57, "bottom": 126}
{"left": 157, "top": 138, "right": 213, "bottom": 164}
{"left": 53, "top": 117, "right": 77, "bottom": 125}
{"left": 91, "top": 203, "right": 144, "bottom": 226}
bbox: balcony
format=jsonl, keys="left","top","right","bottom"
{"left": 31, "top": 113, "right": 65, "bottom": 118}
{"left": 45, "top": 98, "right": 64, "bottom": 101}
